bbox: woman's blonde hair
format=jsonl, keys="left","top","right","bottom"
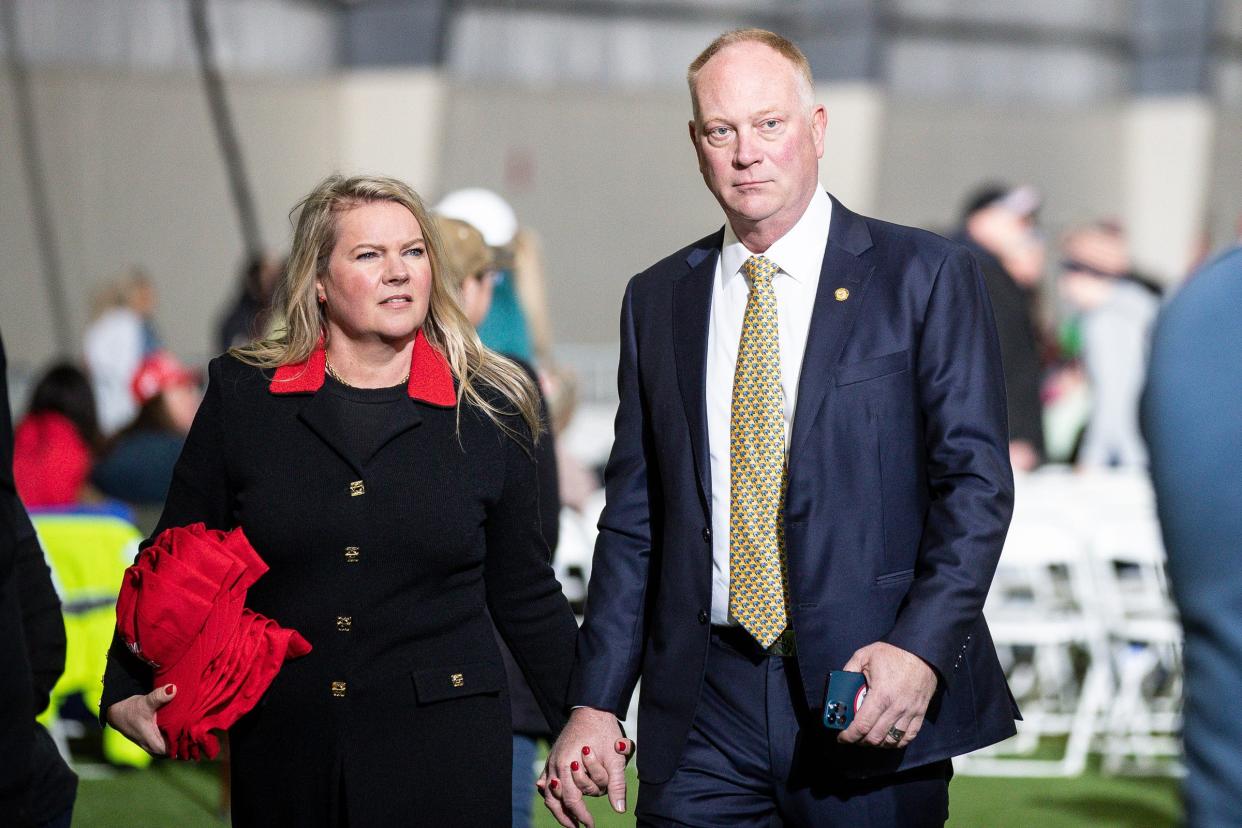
{"left": 230, "top": 173, "right": 541, "bottom": 442}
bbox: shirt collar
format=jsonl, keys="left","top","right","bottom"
{"left": 720, "top": 186, "right": 832, "bottom": 286}
{"left": 268, "top": 328, "right": 456, "bottom": 406}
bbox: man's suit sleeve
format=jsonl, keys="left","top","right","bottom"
{"left": 568, "top": 280, "right": 653, "bottom": 715}
{"left": 883, "top": 246, "right": 1014, "bottom": 680}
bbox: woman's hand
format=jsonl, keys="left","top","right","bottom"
{"left": 105, "top": 683, "right": 176, "bottom": 755}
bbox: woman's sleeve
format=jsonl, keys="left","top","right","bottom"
{"left": 100, "top": 358, "right": 237, "bottom": 721}
{"left": 484, "top": 420, "right": 578, "bottom": 734}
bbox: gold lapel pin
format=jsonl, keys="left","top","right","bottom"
{"left": 834, "top": 287, "right": 850, "bottom": 302}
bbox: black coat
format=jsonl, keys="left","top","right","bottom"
{"left": 1, "top": 333, "right": 76, "bottom": 827}
{"left": 102, "top": 335, "right": 576, "bottom": 826}
{"left": 957, "top": 234, "right": 1046, "bottom": 458}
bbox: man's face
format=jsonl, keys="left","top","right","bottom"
{"left": 689, "top": 42, "right": 826, "bottom": 243}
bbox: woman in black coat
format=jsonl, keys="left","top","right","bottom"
{"left": 102, "top": 174, "right": 578, "bottom": 826}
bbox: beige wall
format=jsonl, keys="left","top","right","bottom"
{"left": 436, "top": 81, "right": 721, "bottom": 349}
{"left": 1123, "top": 97, "right": 1216, "bottom": 283}
{"left": 0, "top": 68, "right": 339, "bottom": 369}
{"left": 1208, "top": 110, "right": 1242, "bottom": 256}
{"left": 876, "top": 99, "right": 1125, "bottom": 238}
{"left": 3, "top": 64, "right": 1236, "bottom": 375}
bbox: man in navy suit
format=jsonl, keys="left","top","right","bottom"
{"left": 540, "top": 28, "right": 1018, "bottom": 827}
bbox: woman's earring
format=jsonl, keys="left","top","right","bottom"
{"left": 317, "top": 293, "right": 326, "bottom": 303}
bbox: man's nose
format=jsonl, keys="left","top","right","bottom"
{"left": 734, "top": 129, "right": 762, "bottom": 168}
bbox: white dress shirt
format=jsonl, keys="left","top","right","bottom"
{"left": 707, "top": 186, "right": 832, "bottom": 625}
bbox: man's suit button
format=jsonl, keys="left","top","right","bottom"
{"left": 697, "top": 609, "right": 709, "bottom": 625}
{"left": 702, "top": 527, "right": 712, "bottom": 543}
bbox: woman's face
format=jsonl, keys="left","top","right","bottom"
{"left": 163, "top": 383, "right": 202, "bottom": 435}
{"left": 317, "top": 201, "right": 433, "bottom": 346}
{"left": 458, "top": 269, "right": 496, "bottom": 328}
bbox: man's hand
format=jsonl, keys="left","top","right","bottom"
{"left": 105, "top": 683, "right": 176, "bottom": 756}
{"left": 836, "top": 642, "right": 937, "bottom": 750}
{"left": 537, "top": 706, "right": 634, "bottom": 828}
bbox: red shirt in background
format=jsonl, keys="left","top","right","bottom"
{"left": 13, "top": 411, "right": 92, "bottom": 507}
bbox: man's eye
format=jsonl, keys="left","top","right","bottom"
{"left": 762, "top": 119, "right": 779, "bottom": 129}
{"left": 357, "top": 251, "right": 378, "bottom": 260}
{"left": 710, "top": 127, "right": 730, "bottom": 138}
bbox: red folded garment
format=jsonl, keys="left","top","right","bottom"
{"left": 114, "top": 523, "right": 311, "bottom": 761}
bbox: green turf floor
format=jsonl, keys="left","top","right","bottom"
{"left": 74, "top": 760, "right": 1180, "bottom": 827}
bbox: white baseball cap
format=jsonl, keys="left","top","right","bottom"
{"left": 434, "top": 188, "right": 518, "bottom": 247}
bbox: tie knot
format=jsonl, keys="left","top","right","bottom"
{"left": 742, "top": 255, "right": 777, "bottom": 288}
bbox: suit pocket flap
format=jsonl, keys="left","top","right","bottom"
{"left": 874, "top": 568, "right": 915, "bottom": 587}
{"left": 835, "top": 349, "right": 910, "bottom": 387}
{"left": 412, "top": 660, "right": 504, "bottom": 703}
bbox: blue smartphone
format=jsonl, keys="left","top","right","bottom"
{"left": 822, "top": 670, "right": 868, "bottom": 730}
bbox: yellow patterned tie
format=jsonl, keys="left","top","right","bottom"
{"left": 729, "top": 255, "right": 790, "bottom": 649}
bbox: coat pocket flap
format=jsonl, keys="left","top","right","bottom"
{"left": 412, "top": 660, "right": 505, "bottom": 703}
{"left": 835, "top": 349, "right": 910, "bottom": 387}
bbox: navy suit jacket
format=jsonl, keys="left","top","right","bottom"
{"left": 570, "top": 196, "right": 1019, "bottom": 783}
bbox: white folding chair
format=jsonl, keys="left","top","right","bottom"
{"left": 959, "top": 519, "right": 1111, "bottom": 777}
{"left": 1088, "top": 515, "right": 1183, "bottom": 775}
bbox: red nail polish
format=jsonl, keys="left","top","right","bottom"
{"left": 164, "top": 684, "right": 175, "bottom": 694}
{"left": 571, "top": 761, "right": 580, "bottom": 772}
{"left": 581, "top": 745, "right": 590, "bottom": 756}
{"left": 616, "top": 740, "right": 627, "bottom": 753}
{"left": 549, "top": 779, "right": 559, "bottom": 790}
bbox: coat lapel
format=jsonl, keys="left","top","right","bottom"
{"left": 271, "top": 330, "right": 454, "bottom": 473}
{"left": 672, "top": 231, "right": 722, "bottom": 509}
{"left": 789, "top": 198, "right": 875, "bottom": 459}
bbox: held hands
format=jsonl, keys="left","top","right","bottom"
{"left": 837, "top": 642, "right": 937, "bottom": 750}
{"left": 105, "top": 683, "right": 177, "bottom": 756}
{"left": 537, "top": 706, "right": 634, "bottom": 828}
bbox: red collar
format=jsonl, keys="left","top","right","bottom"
{"left": 268, "top": 330, "right": 456, "bottom": 406}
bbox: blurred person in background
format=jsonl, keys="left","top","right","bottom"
{"left": 1060, "top": 221, "right": 1159, "bottom": 468}
{"left": 510, "top": 228, "right": 556, "bottom": 366}
{"left": 82, "top": 268, "right": 162, "bottom": 437}
{"left": 1, "top": 331, "right": 78, "bottom": 828}
{"left": 540, "top": 366, "right": 600, "bottom": 512}
{"left": 13, "top": 364, "right": 102, "bottom": 508}
{"left": 955, "top": 184, "right": 1047, "bottom": 471}
{"left": 102, "top": 174, "right": 576, "bottom": 826}
{"left": 436, "top": 188, "right": 550, "bottom": 364}
{"left": 436, "top": 214, "right": 561, "bottom": 828}
{"left": 1142, "top": 244, "right": 1242, "bottom": 826}
{"left": 216, "top": 254, "right": 284, "bottom": 352}
{"left": 90, "top": 351, "right": 200, "bottom": 508}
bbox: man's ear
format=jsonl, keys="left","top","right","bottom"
{"left": 688, "top": 119, "right": 698, "bottom": 148}
{"left": 812, "top": 104, "right": 827, "bottom": 159}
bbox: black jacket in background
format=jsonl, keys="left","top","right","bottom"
{"left": 494, "top": 357, "right": 560, "bottom": 739}
{"left": 957, "top": 234, "right": 1046, "bottom": 458}
{"left": 0, "top": 333, "right": 77, "bottom": 827}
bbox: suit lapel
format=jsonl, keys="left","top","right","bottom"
{"left": 789, "top": 199, "right": 875, "bottom": 459}
{"left": 672, "top": 232, "right": 722, "bottom": 509}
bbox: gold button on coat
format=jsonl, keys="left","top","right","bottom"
{"left": 344, "top": 546, "right": 360, "bottom": 563}
{"left": 450, "top": 673, "right": 465, "bottom": 688}
{"left": 331, "top": 681, "right": 347, "bottom": 697}
{"left": 834, "top": 287, "right": 850, "bottom": 302}
{"left": 336, "top": 616, "right": 352, "bottom": 632}
{"left": 349, "top": 480, "right": 366, "bottom": 497}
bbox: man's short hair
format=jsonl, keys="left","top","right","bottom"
{"left": 687, "top": 28, "right": 814, "bottom": 119}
